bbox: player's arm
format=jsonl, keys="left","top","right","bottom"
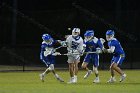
{"left": 106, "top": 46, "right": 115, "bottom": 53}
{"left": 40, "top": 43, "right": 47, "bottom": 61}
{"left": 83, "top": 40, "right": 87, "bottom": 53}
{"left": 77, "top": 38, "right": 84, "bottom": 55}
{"left": 103, "top": 41, "right": 116, "bottom": 53}
{"left": 44, "top": 47, "right": 53, "bottom": 56}
{"left": 41, "top": 42, "right": 53, "bottom": 56}
{"left": 97, "top": 38, "right": 106, "bottom": 49}
{"left": 56, "top": 40, "right": 67, "bottom": 47}
{"left": 94, "top": 38, "right": 105, "bottom": 54}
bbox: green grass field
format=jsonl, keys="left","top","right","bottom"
{"left": 0, "top": 70, "right": 140, "bottom": 93}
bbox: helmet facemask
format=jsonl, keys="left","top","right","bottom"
{"left": 85, "top": 35, "right": 93, "bottom": 41}
{"left": 72, "top": 31, "right": 80, "bottom": 38}
{"left": 42, "top": 34, "right": 53, "bottom": 44}
{"left": 72, "top": 28, "right": 80, "bottom": 39}
{"left": 84, "top": 31, "right": 94, "bottom": 41}
{"left": 44, "top": 39, "right": 53, "bottom": 44}
{"left": 106, "top": 35, "right": 114, "bottom": 41}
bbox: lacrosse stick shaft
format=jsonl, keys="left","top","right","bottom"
{"left": 60, "top": 51, "right": 97, "bottom": 56}
{"left": 55, "top": 46, "right": 66, "bottom": 50}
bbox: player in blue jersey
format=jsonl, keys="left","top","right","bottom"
{"left": 81, "top": 30, "right": 105, "bottom": 83}
{"left": 103, "top": 30, "right": 126, "bottom": 83}
{"left": 39, "top": 34, "right": 64, "bottom": 82}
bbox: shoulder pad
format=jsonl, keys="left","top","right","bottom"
{"left": 93, "top": 37, "right": 98, "bottom": 43}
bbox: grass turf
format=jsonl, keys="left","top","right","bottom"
{"left": 0, "top": 70, "right": 140, "bottom": 93}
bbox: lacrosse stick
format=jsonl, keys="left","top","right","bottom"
{"left": 60, "top": 51, "right": 97, "bottom": 56}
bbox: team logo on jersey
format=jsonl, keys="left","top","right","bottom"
{"left": 71, "top": 41, "right": 79, "bottom": 49}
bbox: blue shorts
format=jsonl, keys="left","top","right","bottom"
{"left": 83, "top": 54, "right": 99, "bottom": 67}
{"left": 40, "top": 54, "right": 55, "bottom": 66}
{"left": 111, "top": 54, "right": 125, "bottom": 65}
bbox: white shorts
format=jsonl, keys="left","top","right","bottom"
{"left": 67, "top": 55, "right": 80, "bottom": 63}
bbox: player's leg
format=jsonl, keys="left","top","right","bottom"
{"left": 110, "top": 66, "right": 115, "bottom": 77}
{"left": 49, "top": 65, "right": 64, "bottom": 82}
{"left": 67, "top": 56, "right": 75, "bottom": 83}
{"left": 74, "top": 56, "right": 80, "bottom": 76}
{"left": 93, "top": 66, "right": 100, "bottom": 83}
{"left": 82, "top": 54, "right": 92, "bottom": 79}
{"left": 39, "top": 57, "right": 50, "bottom": 82}
{"left": 40, "top": 67, "right": 50, "bottom": 82}
{"left": 93, "top": 55, "right": 100, "bottom": 83}
{"left": 67, "top": 63, "right": 75, "bottom": 83}
{"left": 111, "top": 63, "right": 124, "bottom": 75}
{"left": 111, "top": 56, "right": 126, "bottom": 82}
{"left": 107, "top": 63, "right": 116, "bottom": 83}
{"left": 49, "top": 56, "right": 64, "bottom": 82}
{"left": 82, "top": 62, "right": 92, "bottom": 79}
{"left": 107, "top": 57, "right": 116, "bottom": 83}
{"left": 73, "top": 55, "right": 80, "bottom": 83}
{"left": 81, "top": 62, "right": 89, "bottom": 70}
{"left": 74, "top": 61, "right": 78, "bottom": 82}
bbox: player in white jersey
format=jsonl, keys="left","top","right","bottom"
{"left": 66, "top": 28, "right": 84, "bottom": 83}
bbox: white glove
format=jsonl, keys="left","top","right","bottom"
{"left": 44, "top": 51, "right": 52, "bottom": 56}
{"left": 100, "top": 38, "right": 105, "bottom": 44}
{"left": 57, "top": 40, "right": 67, "bottom": 46}
{"left": 79, "top": 52, "right": 83, "bottom": 56}
{"left": 96, "top": 48, "right": 102, "bottom": 54}
{"left": 102, "top": 48, "right": 108, "bottom": 53}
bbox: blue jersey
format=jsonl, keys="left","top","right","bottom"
{"left": 108, "top": 38, "right": 125, "bottom": 56}
{"left": 40, "top": 38, "right": 57, "bottom": 66}
{"left": 84, "top": 37, "right": 103, "bottom": 52}
{"left": 41, "top": 39, "right": 56, "bottom": 52}
{"left": 83, "top": 37, "right": 103, "bottom": 67}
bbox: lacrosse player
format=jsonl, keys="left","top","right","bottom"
{"left": 39, "top": 34, "right": 64, "bottom": 82}
{"left": 103, "top": 30, "right": 126, "bottom": 83}
{"left": 66, "top": 28, "right": 84, "bottom": 84}
{"left": 81, "top": 30, "right": 105, "bottom": 83}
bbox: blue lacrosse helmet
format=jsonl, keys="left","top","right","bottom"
{"left": 106, "top": 30, "right": 115, "bottom": 41}
{"left": 106, "top": 30, "right": 115, "bottom": 36}
{"left": 84, "top": 30, "right": 94, "bottom": 41}
{"left": 85, "top": 30, "right": 94, "bottom": 36}
{"left": 42, "top": 34, "right": 52, "bottom": 41}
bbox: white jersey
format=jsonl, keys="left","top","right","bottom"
{"left": 66, "top": 35, "right": 83, "bottom": 54}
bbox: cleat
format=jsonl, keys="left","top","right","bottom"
{"left": 107, "top": 77, "right": 116, "bottom": 83}
{"left": 57, "top": 77, "right": 64, "bottom": 82}
{"left": 93, "top": 77, "right": 100, "bottom": 83}
{"left": 67, "top": 77, "right": 76, "bottom": 84}
{"left": 84, "top": 70, "right": 92, "bottom": 79}
{"left": 120, "top": 74, "right": 126, "bottom": 82}
{"left": 74, "top": 76, "right": 77, "bottom": 83}
{"left": 39, "top": 74, "right": 45, "bottom": 82}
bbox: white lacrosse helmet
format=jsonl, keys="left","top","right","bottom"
{"left": 72, "top": 28, "right": 80, "bottom": 38}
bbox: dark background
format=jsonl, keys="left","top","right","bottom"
{"left": 0, "top": 0, "right": 139, "bottom": 70}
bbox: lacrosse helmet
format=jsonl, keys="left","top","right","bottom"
{"left": 72, "top": 28, "right": 80, "bottom": 38}
{"left": 84, "top": 30, "right": 94, "bottom": 41}
{"left": 42, "top": 34, "right": 52, "bottom": 44}
{"left": 106, "top": 30, "right": 115, "bottom": 41}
